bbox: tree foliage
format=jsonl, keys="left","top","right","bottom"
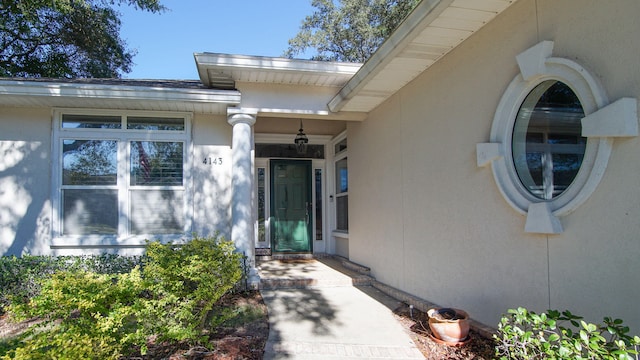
{"left": 284, "top": 0, "right": 421, "bottom": 62}
{"left": 0, "top": 0, "right": 165, "bottom": 78}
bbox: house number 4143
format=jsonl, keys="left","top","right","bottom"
{"left": 203, "top": 157, "right": 223, "bottom": 165}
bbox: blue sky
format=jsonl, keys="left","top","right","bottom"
{"left": 118, "top": 0, "right": 315, "bottom": 79}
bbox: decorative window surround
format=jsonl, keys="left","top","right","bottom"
{"left": 477, "top": 41, "right": 638, "bottom": 234}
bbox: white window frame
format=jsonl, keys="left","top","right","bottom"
{"left": 477, "top": 41, "right": 637, "bottom": 234}
{"left": 331, "top": 131, "right": 349, "bottom": 236}
{"left": 51, "top": 108, "right": 193, "bottom": 247}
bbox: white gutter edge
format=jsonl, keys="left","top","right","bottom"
{"left": 0, "top": 79, "right": 241, "bottom": 104}
{"left": 194, "top": 52, "right": 362, "bottom": 75}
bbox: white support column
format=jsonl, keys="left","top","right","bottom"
{"left": 227, "top": 109, "right": 259, "bottom": 286}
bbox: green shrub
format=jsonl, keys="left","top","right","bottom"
{"left": 1, "top": 234, "right": 243, "bottom": 359}
{"left": 0, "top": 254, "right": 142, "bottom": 314}
{"left": 494, "top": 307, "right": 640, "bottom": 359}
{"left": 5, "top": 269, "right": 146, "bottom": 359}
{"left": 140, "top": 234, "right": 243, "bottom": 342}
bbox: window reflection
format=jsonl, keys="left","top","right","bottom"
{"left": 512, "top": 81, "right": 586, "bottom": 200}
{"left": 63, "top": 139, "right": 117, "bottom": 185}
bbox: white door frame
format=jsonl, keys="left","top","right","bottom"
{"left": 254, "top": 134, "right": 331, "bottom": 254}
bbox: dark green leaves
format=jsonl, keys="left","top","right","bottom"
{"left": 0, "top": 0, "right": 165, "bottom": 78}
{"left": 284, "top": 0, "right": 421, "bottom": 62}
{"left": 494, "top": 307, "right": 640, "bottom": 359}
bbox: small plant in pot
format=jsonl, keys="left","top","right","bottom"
{"left": 427, "top": 307, "right": 470, "bottom": 345}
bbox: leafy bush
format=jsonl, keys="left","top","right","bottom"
{"left": 5, "top": 269, "right": 146, "bottom": 359}
{"left": 0, "top": 254, "right": 142, "bottom": 314}
{"left": 140, "top": 235, "right": 243, "bottom": 342}
{"left": 1, "top": 234, "right": 243, "bottom": 359}
{"left": 494, "top": 307, "right": 640, "bottom": 359}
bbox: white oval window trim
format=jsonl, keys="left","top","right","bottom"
{"left": 477, "top": 41, "right": 638, "bottom": 234}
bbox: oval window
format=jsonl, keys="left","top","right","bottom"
{"left": 512, "top": 80, "right": 586, "bottom": 200}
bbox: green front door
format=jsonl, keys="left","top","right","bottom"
{"left": 270, "top": 160, "right": 312, "bottom": 252}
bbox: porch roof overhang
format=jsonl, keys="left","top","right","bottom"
{"left": 328, "top": 0, "right": 516, "bottom": 113}
{"left": 194, "top": 53, "right": 366, "bottom": 121}
{"left": 194, "top": 53, "right": 362, "bottom": 89}
{"left": 0, "top": 78, "right": 241, "bottom": 114}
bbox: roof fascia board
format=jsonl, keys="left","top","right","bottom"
{"left": 0, "top": 79, "right": 241, "bottom": 105}
{"left": 328, "top": 0, "right": 452, "bottom": 112}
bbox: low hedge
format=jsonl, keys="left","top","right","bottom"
{"left": 0, "top": 234, "right": 242, "bottom": 359}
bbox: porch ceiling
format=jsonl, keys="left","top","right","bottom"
{"left": 328, "top": 0, "right": 516, "bottom": 113}
{"left": 0, "top": 79, "right": 241, "bottom": 114}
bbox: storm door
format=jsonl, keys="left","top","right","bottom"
{"left": 270, "top": 160, "right": 312, "bottom": 252}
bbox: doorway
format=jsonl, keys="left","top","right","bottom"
{"left": 270, "top": 160, "right": 312, "bottom": 252}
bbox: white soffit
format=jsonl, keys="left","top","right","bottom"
{"left": 194, "top": 53, "right": 362, "bottom": 89}
{"left": 329, "top": 0, "right": 516, "bottom": 113}
{"left": 0, "top": 79, "right": 240, "bottom": 114}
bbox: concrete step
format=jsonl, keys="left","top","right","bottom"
{"left": 257, "top": 257, "right": 373, "bottom": 290}
{"left": 333, "top": 255, "right": 371, "bottom": 276}
{"left": 256, "top": 253, "right": 320, "bottom": 262}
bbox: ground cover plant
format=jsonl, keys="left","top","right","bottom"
{"left": 494, "top": 307, "right": 640, "bottom": 360}
{"left": 0, "top": 234, "right": 247, "bottom": 359}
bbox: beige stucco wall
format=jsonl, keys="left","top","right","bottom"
{"left": 0, "top": 107, "right": 53, "bottom": 256}
{"left": 348, "top": 0, "right": 640, "bottom": 331}
{"left": 191, "top": 113, "right": 233, "bottom": 239}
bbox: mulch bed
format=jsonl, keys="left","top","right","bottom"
{"left": 393, "top": 304, "right": 497, "bottom": 359}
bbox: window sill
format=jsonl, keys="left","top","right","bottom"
{"left": 332, "top": 230, "right": 349, "bottom": 239}
{"left": 51, "top": 234, "right": 189, "bottom": 248}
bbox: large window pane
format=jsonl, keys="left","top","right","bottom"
{"left": 63, "top": 139, "right": 117, "bottom": 185}
{"left": 63, "top": 189, "right": 118, "bottom": 235}
{"left": 127, "top": 116, "right": 185, "bottom": 131}
{"left": 512, "top": 80, "right": 585, "bottom": 200}
{"left": 130, "top": 190, "right": 184, "bottom": 234}
{"left": 57, "top": 112, "right": 189, "bottom": 239}
{"left": 130, "top": 141, "right": 183, "bottom": 186}
{"left": 62, "top": 114, "right": 121, "bottom": 129}
{"left": 335, "top": 157, "right": 348, "bottom": 193}
{"left": 336, "top": 195, "right": 348, "bottom": 231}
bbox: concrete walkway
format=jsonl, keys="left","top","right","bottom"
{"left": 258, "top": 257, "right": 425, "bottom": 360}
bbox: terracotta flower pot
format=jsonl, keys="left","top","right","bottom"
{"left": 427, "top": 307, "right": 470, "bottom": 344}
